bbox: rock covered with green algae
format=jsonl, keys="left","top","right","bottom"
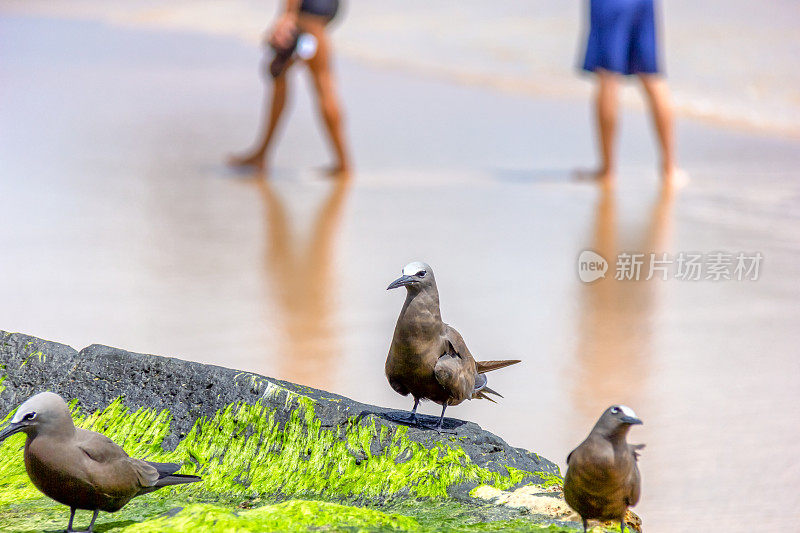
{"left": 122, "top": 501, "right": 420, "bottom": 532}
{"left": 0, "top": 331, "right": 590, "bottom": 532}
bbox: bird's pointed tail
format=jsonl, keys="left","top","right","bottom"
{"left": 476, "top": 359, "right": 521, "bottom": 373}
{"left": 472, "top": 364, "right": 515, "bottom": 401}
{"left": 480, "top": 385, "right": 503, "bottom": 398}
{"left": 154, "top": 473, "right": 202, "bottom": 488}
{"left": 472, "top": 390, "right": 498, "bottom": 403}
{"left": 631, "top": 443, "right": 646, "bottom": 460}
{"left": 145, "top": 461, "right": 202, "bottom": 488}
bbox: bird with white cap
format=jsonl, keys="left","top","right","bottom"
{"left": 385, "top": 261, "right": 521, "bottom": 429}
{"left": 563, "top": 404, "right": 645, "bottom": 533}
{"left": 0, "top": 392, "right": 200, "bottom": 533}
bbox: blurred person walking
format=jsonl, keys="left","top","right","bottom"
{"left": 581, "top": 0, "right": 685, "bottom": 187}
{"left": 230, "top": 0, "right": 350, "bottom": 176}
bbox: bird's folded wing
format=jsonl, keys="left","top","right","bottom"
{"left": 129, "top": 459, "right": 161, "bottom": 487}
{"left": 626, "top": 467, "right": 642, "bottom": 507}
{"left": 76, "top": 430, "right": 159, "bottom": 490}
{"left": 434, "top": 353, "right": 474, "bottom": 403}
{"left": 443, "top": 325, "right": 475, "bottom": 362}
{"left": 75, "top": 429, "right": 131, "bottom": 464}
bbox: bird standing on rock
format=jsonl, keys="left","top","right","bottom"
{"left": 563, "top": 405, "right": 644, "bottom": 533}
{"left": 385, "top": 261, "right": 521, "bottom": 429}
{"left": 0, "top": 392, "right": 201, "bottom": 533}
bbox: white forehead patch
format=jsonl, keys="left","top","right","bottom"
{"left": 618, "top": 405, "right": 638, "bottom": 419}
{"left": 10, "top": 392, "right": 60, "bottom": 423}
{"left": 402, "top": 261, "right": 428, "bottom": 276}
{"left": 11, "top": 398, "right": 34, "bottom": 423}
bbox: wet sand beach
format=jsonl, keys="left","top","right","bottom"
{"left": 2, "top": 11, "right": 800, "bottom": 533}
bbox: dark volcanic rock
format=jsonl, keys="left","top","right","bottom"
{"left": 0, "top": 331, "right": 559, "bottom": 485}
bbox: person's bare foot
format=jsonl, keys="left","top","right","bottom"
{"left": 662, "top": 166, "right": 689, "bottom": 189}
{"left": 227, "top": 151, "right": 266, "bottom": 170}
{"left": 574, "top": 168, "right": 615, "bottom": 187}
{"left": 322, "top": 162, "right": 351, "bottom": 179}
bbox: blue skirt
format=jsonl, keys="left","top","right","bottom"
{"left": 582, "top": 0, "right": 660, "bottom": 75}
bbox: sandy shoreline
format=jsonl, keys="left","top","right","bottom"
{"left": 2, "top": 12, "right": 800, "bottom": 533}
{"left": 3, "top": 0, "right": 799, "bottom": 138}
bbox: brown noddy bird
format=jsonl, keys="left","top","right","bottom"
{"left": 563, "top": 405, "right": 644, "bottom": 533}
{"left": 0, "top": 392, "right": 201, "bottom": 533}
{"left": 385, "top": 261, "right": 521, "bottom": 429}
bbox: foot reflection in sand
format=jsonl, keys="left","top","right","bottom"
{"left": 256, "top": 176, "right": 351, "bottom": 390}
{"left": 571, "top": 186, "right": 675, "bottom": 425}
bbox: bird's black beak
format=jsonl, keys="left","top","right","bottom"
{"left": 621, "top": 416, "right": 643, "bottom": 425}
{"left": 0, "top": 421, "right": 26, "bottom": 443}
{"left": 387, "top": 275, "right": 415, "bottom": 290}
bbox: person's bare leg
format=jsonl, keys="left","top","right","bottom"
{"left": 593, "top": 70, "right": 619, "bottom": 184}
{"left": 229, "top": 71, "right": 289, "bottom": 170}
{"left": 300, "top": 17, "right": 350, "bottom": 175}
{"left": 639, "top": 74, "right": 686, "bottom": 187}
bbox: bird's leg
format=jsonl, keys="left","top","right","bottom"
{"left": 386, "top": 398, "right": 422, "bottom": 426}
{"left": 434, "top": 403, "right": 447, "bottom": 430}
{"left": 582, "top": 518, "right": 588, "bottom": 533}
{"left": 66, "top": 507, "right": 76, "bottom": 532}
{"left": 389, "top": 398, "right": 419, "bottom": 426}
{"left": 85, "top": 509, "right": 99, "bottom": 533}
{"left": 426, "top": 404, "right": 456, "bottom": 433}
{"left": 407, "top": 397, "right": 420, "bottom": 424}
{"left": 620, "top": 519, "right": 626, "bottom": 533}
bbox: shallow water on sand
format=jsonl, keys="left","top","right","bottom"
{"left": 4, "top": 0, "right": 800, "bottom": 135}
{"left": 2, "top": 13, "right": 800, "bottom": 533}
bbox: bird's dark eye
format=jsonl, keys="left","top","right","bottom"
{"left": 416, "top": 270, "right": 426, "bottom": 277}
{"left": 24, "top": 412, "right": 36, "bottom": 421}
{"left": 610, "top": 407, "right": 620, "bottom": 414}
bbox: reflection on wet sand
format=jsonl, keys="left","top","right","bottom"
{"left": 572, "top": 186, "right": 675, "bottom": 424}
{"left": 256, "top": 177, "right": 351, "bottom": 389}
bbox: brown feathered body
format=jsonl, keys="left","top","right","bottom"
{"left": 26, "top": 429, "right": 153, "bottom": 511}
{"left": 386, "top": 272, "right": 519, "bottom": 406}
{"left": 563, "top": 410, "right": 643, "bottom": 525}
{"left": 14, "top": 394, "right": 200, "bottom": 513}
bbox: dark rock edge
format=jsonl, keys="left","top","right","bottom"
{"left": 0, "top": 331, "right": 560, "bottom": 497}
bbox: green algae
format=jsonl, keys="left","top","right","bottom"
{"left": 1, "top": 394, "right": 527, "bottom": 501}
{"left": 533, "top": 471, "right": 564, "bottom": 488}
{"left": 0, "top": 498, "right": 582, "bottom": 533}
{"left": 0, "top": 493, "right": 196, "bottom": 533}
{"left": 0, "top": 382, "right": 556, "bottom": 532}
{"left": 381, "top": 498, "right": 581, "bottom": 533}
{"left": 17, "top": 344, "right": 45, "bottom": 368}
{"left": 0, "top": 368, "right": 578, "bottom": 532}
{"left": 122, "top": 500, "right": 583, "bottom": 533}
{"left": 123, "top": 501, "right": 420, "bottom": 533}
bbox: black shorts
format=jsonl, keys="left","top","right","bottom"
{"left": 300, "top": 0, "right": 340, "bottom": 21}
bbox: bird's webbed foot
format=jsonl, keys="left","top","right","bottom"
{"left": 424, "top": 404, "right": 457, "bottom": 434}
{"left": 386, "top": 411, "right": 420, "bottom": 425}
{"left": 427, "top": 421, "right": 457, "bottom": 435}
{"left": 386, "top": 398, "right": 424, "bottom": 426}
